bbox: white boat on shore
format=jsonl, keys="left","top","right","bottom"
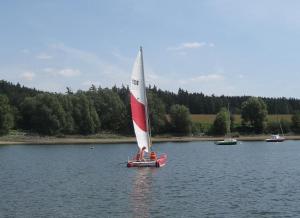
{"left": 265, "top": 134, "right": 285, "bottom": 142}
{"left": 266, "top": 118, "right": 285, "bottom": 142}
{"left": 215, "top": 138, "right": 237, "bottom": 145}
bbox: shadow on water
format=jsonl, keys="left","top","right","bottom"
{"left": 130, "top": 168, "right": 157, "bottom": 218}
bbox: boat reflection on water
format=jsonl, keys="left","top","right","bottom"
{"left": 131, "top": 168, "right": 157, "bottom": 218}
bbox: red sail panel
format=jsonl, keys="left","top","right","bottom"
{"left": 130, "top": 93, "right": 147, "bottom": 132}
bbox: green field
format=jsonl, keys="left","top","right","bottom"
{"left": 191, "top": 114, "right": 292, "bottom": 124}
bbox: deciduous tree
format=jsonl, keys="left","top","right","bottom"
{"left": 0, "top": 94, "right": 13, "bottom": 135}
{"left": 147, "top": 91, "right": 168, "bottom": 135}
{"left": 169, "top": 104, "right": 191, "bottom": 134}
{"left": 241, "top": 97, "right": 268, "bottom": 133}
{"left": 213, "top": 107, "right": 230, "bottom": 135}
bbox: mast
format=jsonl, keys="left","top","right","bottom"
{"left": 227, "top": 103, "right": 231, "bottom": 137}
{"left": 277, "top": 115, "right": 284, "bottom": 136}
{"left": 140, "top": 46, "right": 152, "bottom": 151}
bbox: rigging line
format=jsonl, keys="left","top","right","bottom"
{"left": 140, "top": 46, "right": 152, "bottom": 151}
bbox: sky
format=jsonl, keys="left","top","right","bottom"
{"left": 1, "top": 0, "right": 300, "bottom": 98}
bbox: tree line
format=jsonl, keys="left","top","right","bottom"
{"left": 1, "top": 80, "right": 300, "bottom": 136}
{"left": 159, "top": 88, "right": 300, "bottom": 114}
{"left": 0, "top": 80, "right": 190, "bottom": 136}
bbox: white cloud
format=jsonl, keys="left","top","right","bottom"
{"left": 197, "top": 74, "right": 224, "bottom": 81}
{"left": 111, "top": 49, "right": 133, "bottom": 63}
{"left": 21, "top": 49, "right": 30, "bottom": 54}
{"left": 43, "top": 67, "right": 81, "bottom": 77}
{"left": 48, "top": 43, "right": 129, "bottom": 85}
{"left": 58, "top": 68, "right": 81, "bottom": 77}
{"left": 50, "top": 43, "right": 125, "bottom": 74}
{"left": 180, "top": 74, "right": 224, "bottom": 84}
{"left": 36, "top": 53, "right": 52, "bottom": 60}
{"left": 82, "top": 80, "right": 101, "bottom": 87}
{"left": 51, "top": 43, "right": 96, "bottom": 61}
{"left": 43, "top": 67, "right": 54, "bottom": 73}
{"left": 168, "top": 41, "right": 215, "bottom": 51}
{"left": 208, "top": 43, "right": 215, "bottom": 47}
{"left": 181, "top": 42, "right": 206, "bottom": 49}
{"left": 144, "top": 68, "right": 226, "bottom": 93}
{"left": 177, "top": 51, "right": 187, "bottom": 56}
{"left": 147, "top": 72, "right": 159, "bottom": 80}
{"left": 21, "top": 71, "right": 35, "bottom": 81}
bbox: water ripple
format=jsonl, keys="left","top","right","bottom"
{"left": 1, "top": 141, "right": 300, "bottom": 217}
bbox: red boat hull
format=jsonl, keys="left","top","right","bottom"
{"left": 127, "top": 154, "right": 167, "bottom": 168}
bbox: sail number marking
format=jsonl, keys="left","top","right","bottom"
{"left": 132, "top": 79, "right": 139, "bottom": 86}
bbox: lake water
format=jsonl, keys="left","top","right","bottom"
{"left": 1, "top": 141, "right": 300, "bottom": 217}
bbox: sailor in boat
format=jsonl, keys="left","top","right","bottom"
{"left": 135, "top": 147, "right": 158, "bottom": 162}
{"left": 135, "top": 152, "right": 141, "bottom": 161}
{"left": 135, "top": 146, "right": 147, "bottom": 161}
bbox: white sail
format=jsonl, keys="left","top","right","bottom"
{"left": 130, "top": 47, "right": 151, "bottom": 152}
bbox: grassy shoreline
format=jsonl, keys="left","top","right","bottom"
{"left": 1, "top": 133, "right": 300, "bottom": 145}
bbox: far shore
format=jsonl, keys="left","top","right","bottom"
{"left": 1, "top": 134, "right": 300, "bottom": 145}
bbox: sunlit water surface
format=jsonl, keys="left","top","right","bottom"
{"left": 1, "top": 141, "right": 300, "bottom": 217}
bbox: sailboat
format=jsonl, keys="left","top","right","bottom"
{"left": 265, "top": 134, "right": 285, "bottom": 142}
{"left": 215, "top": 106, "right": 237, "bottom": 145}
{"left": 265, "top": 118, "right": 285, "bottom": 142}
{"left": 127, "top": 47, "right": 167, "bottom": 168}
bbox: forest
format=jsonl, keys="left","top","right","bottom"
{"left": 1, "top": 79, "right": 300, "bottom": 136}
